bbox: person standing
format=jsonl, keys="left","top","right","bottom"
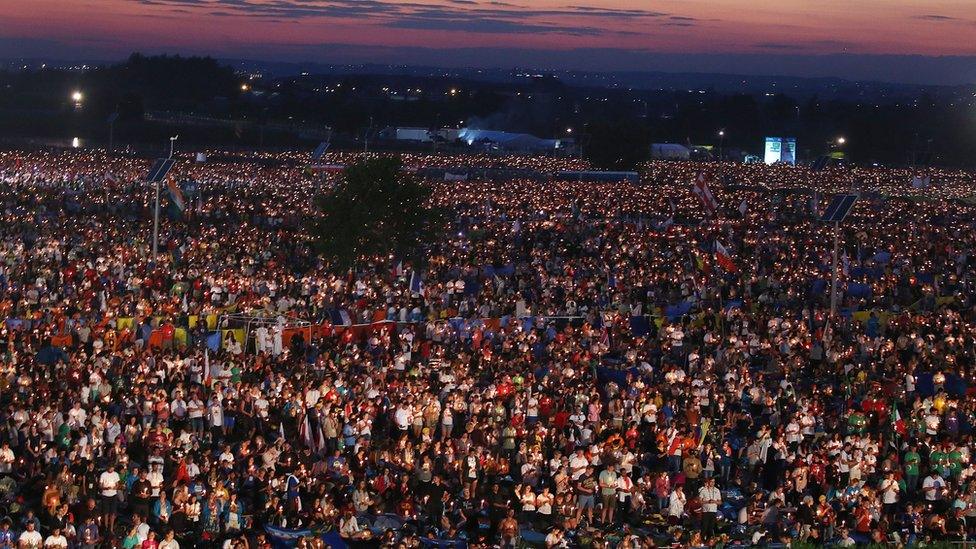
{"left": 98, "top": 463, "right": 121, "bottom": 536}
{"left": 598, "top": 465, "right": 618, "bottom": 525}
{"left": 699, "top": 477, "right": 722, "bottom": 539}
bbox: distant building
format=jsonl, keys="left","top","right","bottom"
{"left": 458, "top": 128, "right": 567, "bottom": 153}
{"left": 394, "top": 127, "right": 433, "bottom": 142}
{"left": 386, "top": 127, "right": 462, "bottom": 143}
{"left": 651, "top": 143, "right": 691, "bottom": 160}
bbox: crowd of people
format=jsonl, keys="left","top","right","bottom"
{"left": 0, "top": 148, "right": 975, "bottom": 548}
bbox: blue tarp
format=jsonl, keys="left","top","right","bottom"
{"left": 810, "top": 279, "right": 827, "bottom": 296}
{"left": 596, "top": 365, "right": 640, "bottom": 388}
{"left": 629, "top": 315, "right": 651, "bottom": 337}
{"left": 850, "top": 267, "right": 884, "bottom": 280}
{"left": 847, "top": 283, "right": 872, "bottom": 298}
{"left": 482, "top": 264, "right": 515, "bottom": 278}
{"left": 206, "top": 331, "right": 222, "bottom": 352}
{"left": 916, "top": 372, "right": 967, "bottom": 397}
{"left": 872, "top": 251, "right": 891, "bottom": 264}
{"left": 36, "top": 345, "right": 67, "bottom": 366}
{"left": 664, "top": 301, "right": 693, "bottom": 321}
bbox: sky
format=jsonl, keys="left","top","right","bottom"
{"left": 2, "top": 0, "right": 975, "bottom": 84}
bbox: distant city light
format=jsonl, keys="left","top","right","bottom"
{"left": 837, "top": 136, "right": 847, "bottom": 145}
{"left": 71, "top": 137, "right": 81, "bottom": 148}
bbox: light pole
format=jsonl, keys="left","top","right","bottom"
{"left": 718, "top": 130, "right": 725, "bottom": 161}
{"left": 829, "top": 221, "right": 840, "bottom": 317}
{"left": 152, "top": 135, "right": 178, "bottom": 262}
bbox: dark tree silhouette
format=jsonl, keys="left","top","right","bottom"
{"left": 310, "top": 157, "right": 443, "bottom": 268}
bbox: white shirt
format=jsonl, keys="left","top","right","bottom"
{"left": 99, "top": 471, "right": 120, "bottom": 497}
{"left": 42, "top": 535, "right": 67, "bottom": 548}
{"left": 699, "top": 485, "right": 722, "bottom": 513}
{"left": 18, "top": 529, "right": 42, "bottom": 548}
{"left": 923, "top": 475, "right": 944, "bottom": 501}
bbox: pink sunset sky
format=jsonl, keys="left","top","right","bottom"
{"left": 3, "top": 0, "right": 975, "bottom": 82}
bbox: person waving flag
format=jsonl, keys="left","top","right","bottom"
{"left": 692, "top": 172, "right": 718, "bottom": 215}
{"left": 714, "top": 240, "right": 737, "bottom": 273}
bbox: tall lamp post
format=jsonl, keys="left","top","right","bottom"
{"left": 718, "top": 129, "right": 726, "bottom": 161}
{"left": 152, "top": 135, "right": 178, "bottom": 262}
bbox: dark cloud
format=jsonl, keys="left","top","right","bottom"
{"left": 565, "top": 5, "right": 667, "bottom": 18}
{"left": 387, "top": 17, "right": 607, "bottom": 36}
{"left": 128, "top": 0, "right": 687, "bottom": 37}
{"left": 914, "top": 14, "right": 959, "bottom": 21}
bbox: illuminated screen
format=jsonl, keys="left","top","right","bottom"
{"left": 764, "top": 137, "right": 797, "bottom": 165}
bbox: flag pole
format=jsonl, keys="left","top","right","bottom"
{"left": 153, "top": 135, "right": 178, "bottom": 262}
{"left": 829, "top": 221, "right": 840, "bottom": 317}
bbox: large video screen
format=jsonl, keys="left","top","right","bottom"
{"left": 764, "top": 137, "right": 797, "bottom": 165}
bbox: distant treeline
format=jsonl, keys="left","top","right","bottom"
{"left": 0, "top": 53, "right": 973, "bottom": 169}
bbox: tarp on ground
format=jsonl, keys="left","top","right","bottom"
{"left": 664, "top": 301, "right": 694, "bottom": 321}
{"left": 915, "top": 372, "right": 967, "bottom": 397}
{"left": 596, "top": 365, "right": 640, "bottom": 388}
{"left": 630, "top": 315, "right": 651, "bottom": 337}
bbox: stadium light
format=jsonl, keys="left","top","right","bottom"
{"left": 240, "top": 84, "right": 250, "bottom": 92}
{"left": 836, "top": 136, "right": 846, "bottom": 145}
{"left": 566, "top": 127, "right": 573, "bottom": 134}
{"left": 71, "top": 90, "right": 83, "bottom": 108}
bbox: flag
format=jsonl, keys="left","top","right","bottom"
{"left": 714, "top": 241, "right": 737, "bottom": 273}
{"left": 167, "top": 179, "right": 186, "bottom": 211}
{"left": 692, "top": 172, "right": 718, "bottom": 215}
{"left": 299, "top": 411, "right": 322, "bottom": 453}
{"left": 203, "top": 347, "right": 212, "bottom": 387}
{"left": 409, "top": 270, "right": 424, "bottom": 295}
{"left": 911, "top": 175, "right": 930, "bottom": 189}
{"left": 205, "top": 331, "right": 221, "bottom": 352}
{"left": 698, "top": 418, "right": 711, "bottom": 447}
{"left": 328, "top": 309, "right": 352, "bottom": 326}
{"left": 810, "top": 190, "right": 820, "bottom": 215}
{"left": 738, "top": 199, "right": 747, "bottom": 216}
{"left": 891, "top": 403, "right": 906, "bottom": 435}
{"left": 311, "top": 141, "right": 330, "bottom": 162}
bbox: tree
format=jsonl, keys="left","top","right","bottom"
{"left": 583, "top": 119, "right": 650, "bottom": 170}
{"left": 310, "top": 157, "right": 442, "bottom": 269}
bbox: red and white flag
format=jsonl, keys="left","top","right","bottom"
{"left": 714, "top": 240, "right": 737, "bottom": 273}
{"left": 692, "top": 172, "right": 718, "bottom": 215}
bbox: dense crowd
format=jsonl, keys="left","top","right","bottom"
{"left": 0, "top": 148, "right": 975, "bottom": 548}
